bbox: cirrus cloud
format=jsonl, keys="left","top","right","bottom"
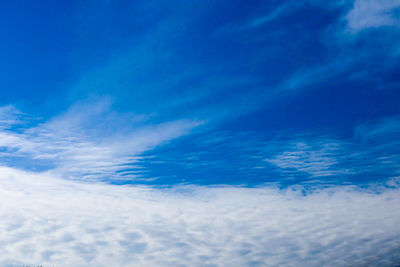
{"left": 0, "top": 99, "right": 202, "bottom": 181}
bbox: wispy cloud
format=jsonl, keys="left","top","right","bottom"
{"left": 346, "top": 0, "right": 400, "bottom": 33}
{"left": 265, "top": 141, "right": 345, "bottom": 177}
{"left": 267, "top": 0, "right": 400, "bottom": 94}
{"left": 0, "top": 166, "right": 399, "bottom": 266}
{"left": 265, "top": 116, "right": 400, "bottom": 181}
{"left": 355, "top": 115, "right": 400, "bottom": 141}
{"left": 247, "top": 3, "right": 295, "bottom": 29}
{"left": 0, "top": 106, "right": 27, "bottom": 128}
{"left": 228, "top": 0, "right": 345, "bottom": 32}
{"left": 0, "top": 99, "right": 201, "bottom": 181}
{"left": 137, "top": 115, "right": 400, "bottom": 185}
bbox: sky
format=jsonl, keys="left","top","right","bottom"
{"left": 0, "top": 0, "right": 400, "bottom": 266}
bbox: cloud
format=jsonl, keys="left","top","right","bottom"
{"left": 64, "top": 0, "right": 400, "bottom": 130}
{"left": 268, "top": 0, "right": 400, "bottom": 94}
{"left": 264, "top": 116, "right": 400, "bottom": 182}
{"left": 346, "top": 0, "right": 400, "bottom": 33}
{"left": 354, "top": 115, "right": 400, "bottom": 142}
{"left": 0, "top": 166, "right": 399, "bottom": 266}
{"left": 247, "top": 3, "right": 295, "bottom": 29}
{"left": 0, "top": 106, "right": 26, "bottom": 129}
{"left": 238, "top": 0, "right": 346, "bottom": 31}
{"left": 133, "top": 114, "right": 400, "bottom": 185}
{"left": 279, "top": 60, "right": 349, "bottom": 92}
{"left": 0, "top": 100, "right": 201, "bottom": 181}
{"left": 265, "top": 141, "right": 345, "bottom": 177}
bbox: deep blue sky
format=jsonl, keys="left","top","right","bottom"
{"left": 0, "top": 0, "right": 399, "bottom": 186}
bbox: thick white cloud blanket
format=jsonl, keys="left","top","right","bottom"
{"left": 0, "top": 167, "right": 399, "bottom": 266}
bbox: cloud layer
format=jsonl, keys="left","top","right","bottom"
{"left": 0, "top": 166, "right": 399, "bottom": 266}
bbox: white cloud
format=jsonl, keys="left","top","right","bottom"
{"left": 265, "top": 141, "right": 345, "bottom": 177}
{"left": 264, "top": 116, "right": 400, "bottom": 179}
{"left": 0, "top": 166, "right": 399, "bottom": 266}
{"left": 0, "top": 105, "right": 25, "bottom": 129}
{"left": 0, "top": 100, "right": 201, "bottom": 181}
{"left": 346, "top": 0, "right": 400, "bottom": 33}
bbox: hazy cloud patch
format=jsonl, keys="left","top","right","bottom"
{"left": 346, "top": 0, "right": 400, "bottom": 33}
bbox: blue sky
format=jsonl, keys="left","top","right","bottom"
{"left": 0, "top": 0, "right": 400, "bottom": 265}
{"left": 1, "top": 0, "right": 399, "bottom": 186}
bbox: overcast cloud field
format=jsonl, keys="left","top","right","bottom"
{"left": 0, "top": 0, "right": 400, "bottom": 266}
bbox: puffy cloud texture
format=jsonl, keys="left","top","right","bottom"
{"left": 0, "top": 166, "right": 399, "bottom": 266}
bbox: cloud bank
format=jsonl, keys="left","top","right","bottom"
{"left": 0, "top": 166, "right": 399, "bottom": 266}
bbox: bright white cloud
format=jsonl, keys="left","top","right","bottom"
{"left": 0, "top": 100, "right": 201, "bottom": 181}
{"left": 0, "top": 166, "right": 399, "bottom": 266}
{"left": 346, "top": 0, "right": 400, "bottom": 33}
